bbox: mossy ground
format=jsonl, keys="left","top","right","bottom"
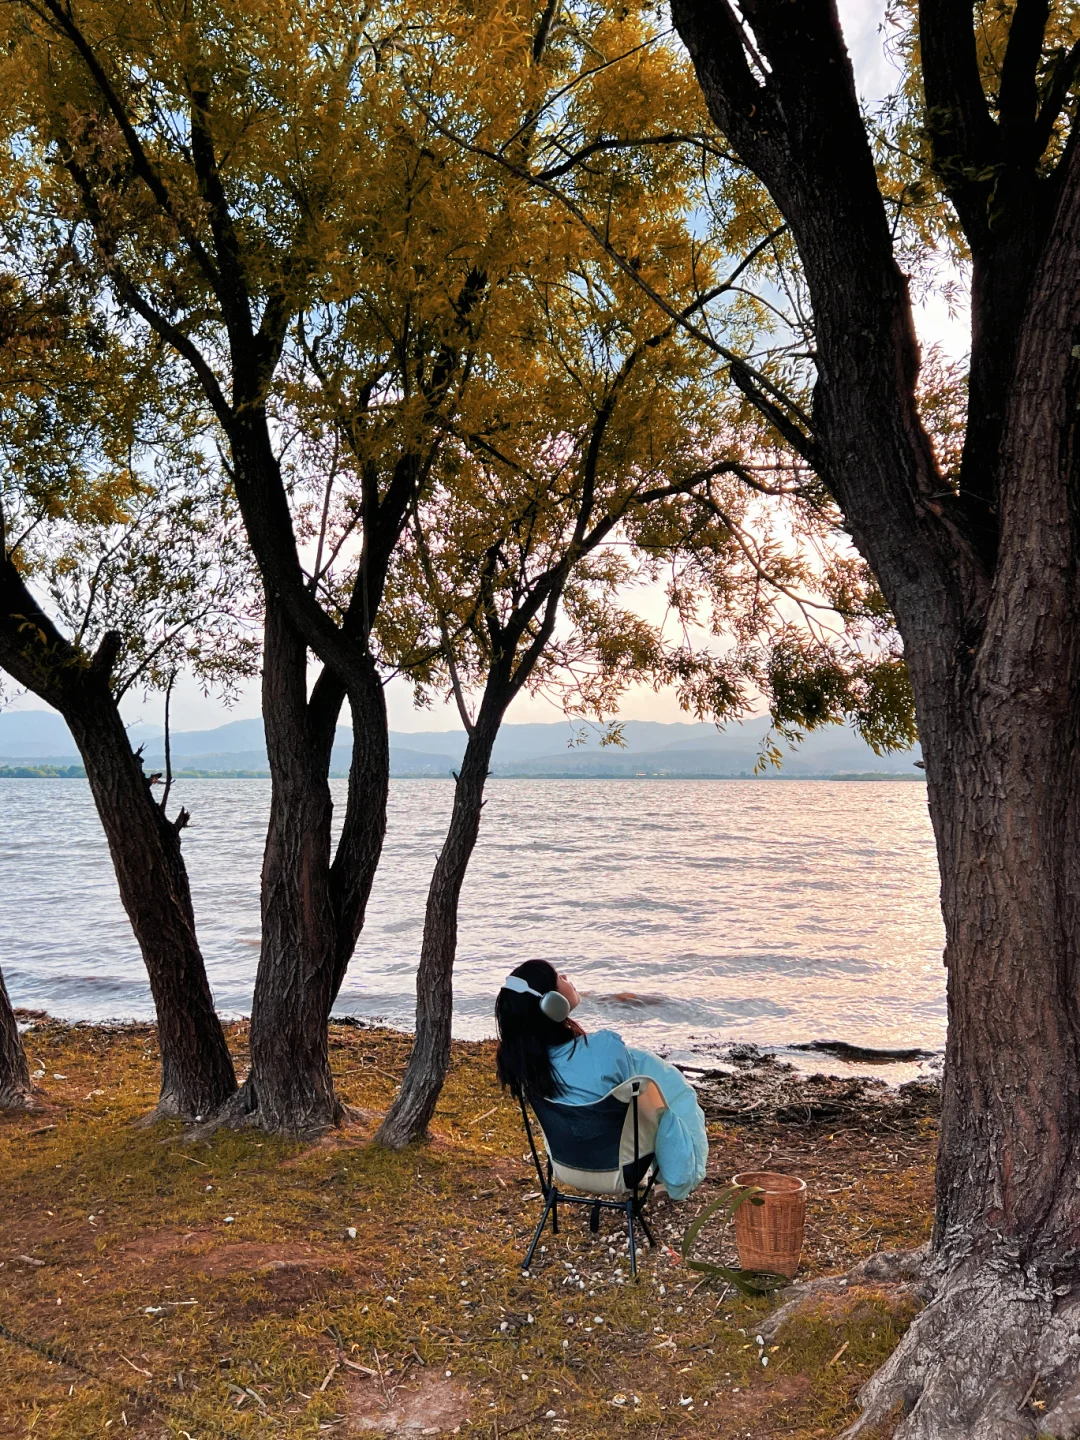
{"left": 0, "top": 1021, "right": 935, "bottom": 1439}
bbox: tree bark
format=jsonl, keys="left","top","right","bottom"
{"left": 846, "top": 128, "right": 1080, "bottom": 1440}
{"left": 326, "top": 656, "right": 390, "bottom": 1010}
{"left": 0, "top": 560, "right": 236, "bottom": 1119}
{"left": 0, "top": 967, "right": 31, "bottom": 1109}
{"left": 375, "top": 703, "right": 501, "bottom": 1148}
{"left": 66, "top": 666, "right": 238, "bottom": 1118}
{"left": 227, "top": 591, "right": 342, "bottom": 1135}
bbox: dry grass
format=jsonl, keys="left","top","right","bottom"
{"left": 0, "top": 1020, "right": 936, "bottom": 1439}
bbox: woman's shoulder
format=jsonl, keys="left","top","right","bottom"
{"left": 552, "top": 1027, "right": 628, "bottom": 1061}
{"left": 554, "top": 1025, "right": 624, "bottom": 1048}
{"left": 586, "top": 1028, "right": 628, "bottom": 1050}
{"left": 578, "top": 1029, "right": 633, "bottom": 1070}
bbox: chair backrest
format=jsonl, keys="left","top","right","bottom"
{"left": 528, "top": 1076, "right": 667, "bottom": 1197}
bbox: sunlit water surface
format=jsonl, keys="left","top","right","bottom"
{"left": 1, "top": 779, "right": 945, "bottom": 1075}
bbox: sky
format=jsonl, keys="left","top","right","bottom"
{"left": 7, "top": 2, "right": 971, "bottom": 737}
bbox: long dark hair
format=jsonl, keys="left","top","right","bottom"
{"left": 495, "top": 959, "right": 583, "bottom": 1104}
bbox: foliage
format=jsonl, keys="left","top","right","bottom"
{"left": 0, "top": 221, "right": 258, "bottom": 705}
{"left": 0, "top": 0, "right": 915, "bottom": 745}
{"left": 680, "top": 1183, "right": 790, "bottom": 1298}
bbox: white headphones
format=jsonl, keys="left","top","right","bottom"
{"left": 501, "top": 973, "right": 571, "bottom": 1023}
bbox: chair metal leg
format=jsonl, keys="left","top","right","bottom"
{"left": 625, "top": 1199, "right": 637, "bottom": 1278}
{"left": 637, "top": 1207, "right": 657, "bottom": 1248}
{"left": 551, "top": 1191, "right": 559, "bottom": 1234}
{"left": 522, "top": 1193, "right": 554, "bottom": 1271}
{"left": 589, "top": 1200, "right": 601, "bottom": 1234}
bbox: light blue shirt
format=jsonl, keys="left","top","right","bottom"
{"left": 549, "top": 1029, "right": 708, "bottom": 1200}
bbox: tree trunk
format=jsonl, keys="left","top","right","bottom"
{"left": 844, "top": 146, "right": 1080, "bottom": 1439}
{"left": 0, "top": 550, "right": 237, "bottom": 1120}
{"left": 327, "top": 654, "right": 390, "bottom": 1009}
{"left": 0, "top": 967, "right": 31, "bottom": 1109}
{"left": 65, "top": 668, "right": 238, "bottom": 1119}
{"left": 231, "top": 592, "right": 342, "bottom": 1135}
{"left": 376, "top": 708, "right": 500, "bottom": 1148}
{"left": 667, "top": 7, "right": 1080, "bottom": 1430}
{"left": 847, "top": 680, "right": 1080, "bottom": 1438}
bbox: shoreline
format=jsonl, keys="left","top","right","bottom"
{"left": 15, "top": 1008, "right": 944, "bottom": 1092}
{"left": 1, "top": 767, "right": 926, "bottom": 781}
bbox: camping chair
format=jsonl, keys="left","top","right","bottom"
{"left": 518, "top": 1076, "right": 666, "bottom": 1277}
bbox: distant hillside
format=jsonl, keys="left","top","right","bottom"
{"left": 0, "top": 709, "right": 924, "bottom": 778}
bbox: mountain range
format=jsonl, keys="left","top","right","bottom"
{"left": 0, "top": 710, "right": 924, "bottom": 778}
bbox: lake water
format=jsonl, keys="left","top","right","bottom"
{"left": 0, "top": 779, "right": 945, "bottom": 1076}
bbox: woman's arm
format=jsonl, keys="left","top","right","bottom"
{"left": 626, "top": 1047, "right": 709, "bottom": 1201}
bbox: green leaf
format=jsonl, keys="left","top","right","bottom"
{"left": 680, "top": 1183, "right": 786, "bottom": 1296}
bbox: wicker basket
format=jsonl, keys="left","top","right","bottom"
{"left": 732, "top": 1170, "right": 807, "bottom": 1279}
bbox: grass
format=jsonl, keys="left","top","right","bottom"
{"left": 0, "top": 1020, "right": 935, "bottom": 1439}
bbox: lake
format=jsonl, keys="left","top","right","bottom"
{"left": 0, "top": 778, "right": 945, "bottom": 1076}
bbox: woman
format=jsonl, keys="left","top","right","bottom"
{"left": 494, "top": 959, "right": 708, "bottom": 1200}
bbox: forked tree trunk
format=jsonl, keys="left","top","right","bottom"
{"left": 66, "top": 669, "right": 238, "bottom": 1119}
{"left": 233, "top": 594, "right": 342, "bottom": 1135}
{"left": 0, "top": 967, "right": 31, "bottom": 1109}
{"left": 376, "top": 707, "right": 501, "bottom": 1148}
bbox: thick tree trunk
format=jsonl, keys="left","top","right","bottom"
{"left": 0, "top": 967, "right": 31, "bottom": 1109}
{"left": 668, "top": 7, "right": 1080, "bottom": 1431}
{"left": 845, "top": 147, "right": 1080, "bottom": 1439}
{"left": 65, "top": 670, "right": 238, "bottom": 1119}
{"left": 231, "top": 593, "right": 342, "bottom": 1135}
{"left": 376, "top": 708, "right": 500, "bottom": 1148}
{"left": 847, "top": 685, "right": 1080, "bottom": 1438}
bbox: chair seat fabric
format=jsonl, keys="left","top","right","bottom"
{"left": 531, "top": 1076, "right": 666, "bottom": 1197}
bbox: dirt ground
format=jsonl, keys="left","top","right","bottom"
{"left": 0, "top": 1018, "right": 937, "bottom": 1439}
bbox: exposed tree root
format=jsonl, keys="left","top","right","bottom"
{"left": 843, "top": 1257, "right": 1080, "bottom": 1439}
{"left": 759, "top": 1246, "right": 932, "bottom": 1346}
{"left": 187, "top": 1075, "right": 343, "bottom": 1141}
{"left": 134, "top": 1093, "right": 208, "bottom": 1128}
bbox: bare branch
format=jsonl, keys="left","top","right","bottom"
{"left": 160, "top": 668, "right": 177, "bottom": 813}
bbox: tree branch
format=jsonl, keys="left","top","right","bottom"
{"left": 918, "top": 0, "right": 1001, "bottom": 246}
{"left": 160, "top": 668, "right": 176, "bottom": 813}
{"left": 1033, "top": 37, "right": 1080, "bottom": 160}
{"left": 413, "top": 100, "right": 816, "bottom": 454}
{"left": 535, "top": 131, "right": 734, "bottom": 182}
{"left": 998, "top": 0, "right": 1050, "bottom": 160}
{"left": 187, "top": 85, "right": 257, "bottom": 369}
{"left": 669, "top": 0, "right": 764, "bottom": 152}
{"left": 33, "top": 0, "right": 222, "bottom": 291}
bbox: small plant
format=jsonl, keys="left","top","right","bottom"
{"left": 680, "top": 1184, "right": 790, "bottom": 1297}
